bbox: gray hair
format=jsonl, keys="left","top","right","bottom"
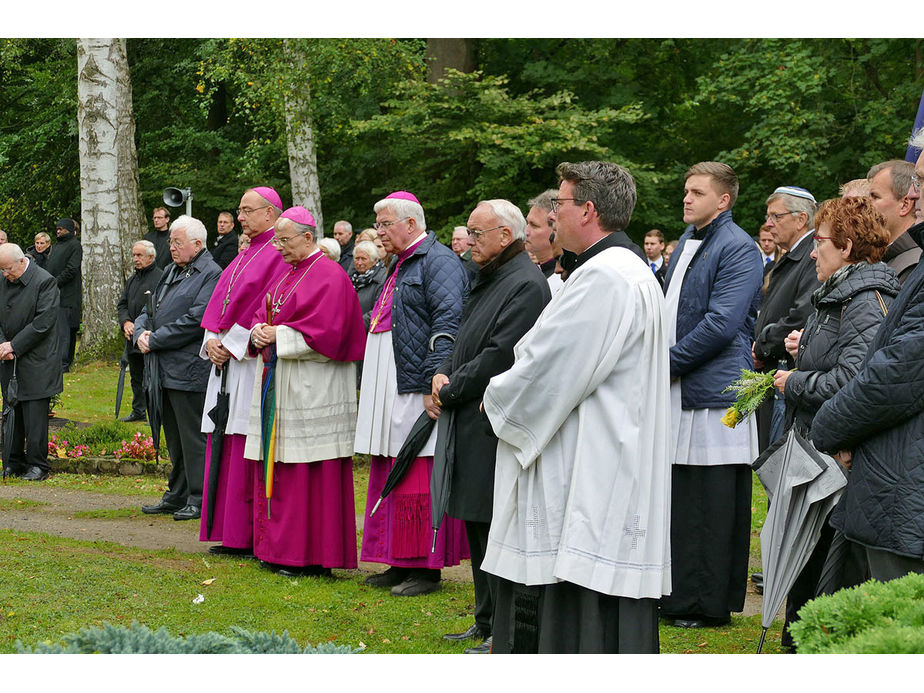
{"left": 276, "top": 216, "right": 319, "bottom": 240}
{"left": 34, "top": 232, "right": 51, "bottom": 243}
{"left": 0, "top": 243, "right": 24, "bottom": 261}
{"left": 476, "top": 199, "right": 527, "bottom": 242}
{"left": 133, "top": 239, "right": 156, "bottom": 259}
{"left": 867, "top": 159, "right": 914, "bottom": 200}
{"left": 765, "top": 191, "right": 816, "bottom": 229}
{"left": 354, "top": 239, "right": 380, "bottom": 262}
{"left": 373, "top": 197, "right": 427, "bottom": 232}
{"left": 334, "top": 220, "right": 353, "bottom": 234}
{"left": 527, "top": 189, "right": 557, "bottom": 214}
{"left": 556, "top": 161, "right": 636, "bottom": 232}
{"left": 170, "top": 215, "right": 208, "bottom": 244}
{"left": 318, "top": 237, "right": 341, "bottom": 261}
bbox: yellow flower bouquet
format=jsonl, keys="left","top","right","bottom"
{"left": 721, "top": 369, "right": 777, "bottom": 429}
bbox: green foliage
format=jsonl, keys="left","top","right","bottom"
{"left": 350, "top": 69, "right": 652, "bottom": 240}
{"left": 790, "top": 572, "right": 924, "bottom": 653}
{"left": 17, "top": 621, "right": 357, "bottom": 654}
{"left": 722, "top": 368, "right": 778, "bottom": 422}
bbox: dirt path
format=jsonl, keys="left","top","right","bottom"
{"left": 0, "top": 481, "right": 769, "bottom": 618}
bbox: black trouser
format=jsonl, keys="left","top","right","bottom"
{"left": 465, "top": 520, "right": 496, "bottom": 634}
{"left": 57, "top": 307, "right": 78, "bottom": 371}
{"left": 127, "top": 351, "right": 146, "bottom": 416}
{"left": 866, "top": 547, "right": 924, "bottom": 582}
{"left": 160, "top": 388, "right": 207, "bottom": 508}
{"left": 6, "top": 397, "right": 51, "bottom": 473}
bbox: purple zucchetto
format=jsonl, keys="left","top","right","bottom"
{"left": 252, "top": 186, "right": 283, "bottom": 211}
{"left": 279, "top": 206, "right": 316, "bottom": 227}
{"left": 385, "top": 191, "right": 420, "bottom": 205}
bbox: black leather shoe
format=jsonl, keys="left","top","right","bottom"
{"left": 172, "top": 504, "right": 201, "bottom": 521}
{"left": 208, "top": 545, "right": 253, "bottom": 557}
{"left": 20, "top": 466, "right": 49, "bottom": 481}
{"left": 119, "top": 412, "right": 147, "bottom": 423}
{"left": 390, "top": 575, "right": 441, "bottom": 597}
{"left": 141, "top": 499, "right": 183, "bottom": 514}
{"left": 443, "top": 623, "right": 489, "bottom": 641}
{"left": 278, "top": 565, "right": 332, "bottom": 578}
{"left": 673, "top": 615, "right": 730, "bottom": 629}
{"left": 464, "top": 636, "right": 492, "bottom": 654}
{"left": 364, "top": 567, "right": 410, "bottom": 587}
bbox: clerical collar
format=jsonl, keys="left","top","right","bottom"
{"left": 397, "top": 232, "right": 428, "bottom": 261}
{"left": 538, "top": 256, "right": 557, "bottom": 278}
{"left": 572, "top": 232, "right": 623, "bottom": 273}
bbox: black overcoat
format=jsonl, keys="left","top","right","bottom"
{"left": 44, "top": 231, "right": 82, "bottom": 327}
{"left": 143, "top": 228, "right": 172, "bottom": 270}
{"left": 753, "top": 232, "right": 820, "bottom": 366}
{"left": 117, "top": 262, "right": 164, "bottom": 355}
{"left": 0, "top": 260, "right": 63, "bottom": 401}
{"left": 134, "top": 249, "right": 222, "bottom": 392}
{"left": 435, "top": 244, "right": 550, "bottom": 522}
{"left": 211, "top": 232, "right": 240, "bottom": 270}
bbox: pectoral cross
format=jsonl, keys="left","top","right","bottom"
{"left": 221, "top": 290, "right": 232, "bottom": 317}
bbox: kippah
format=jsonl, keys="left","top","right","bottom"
{"left": 773, "top": 186, "right": 816, "bottom": 204}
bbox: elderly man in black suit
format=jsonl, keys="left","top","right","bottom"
{"left": 137, "top": 215, "right": 222, "bottom": 521}
{"left": 431, "top": 199, "right": 551, "bottom": 653}
{"left": 116, "top": 240, "right": 163, "bottom": 422}
{"left": 0, "top": 243, "right": 63, "bottom": 481}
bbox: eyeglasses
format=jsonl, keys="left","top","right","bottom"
{"left": 765, "top": 211, "right": 799, "bottom": 223}
{"left": 812, "top": 235, "right": 834, "bottom": 250}
{"left": 168, "top": 238, "right": 188, "bottom": 248}
{"left": 236, "top": 205, "right": 269, "bottom": 216}
{"left": 271, "top": 235, "right": 299, "bottom": 247}
{"left": 912, "top": 173, "right": 921, "bottom": 191}
{"left": 549, "top": 198, "right": 586, "bottom": 212}
{"left": 467, "top": 225, "right": 507, "bottom": 241}
{"left": 373, "top": 217, "right": 410, "bottom": 231}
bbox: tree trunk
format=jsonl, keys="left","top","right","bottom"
{"left": 283, "top": 39, "right": 323, "bottom": 235}
{"left": 76, "top": 38, "right": 145, "bottom": 354}
{"left": 426, "top": 39, "right": 475, "bottom": 83}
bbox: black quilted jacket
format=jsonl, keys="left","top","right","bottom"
{"left": 812, "top": 221, "right": 924, "bottom": 559}
{"left": 786, "top": 261, "right": 899, "bottom": 434}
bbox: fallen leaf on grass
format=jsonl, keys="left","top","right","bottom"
{"left": 358, "top": 641, "right": 367, "bottom": 649}
{"left": 381, "top": 638, "right": 391, "bottom": 644}
{"left": 367, "top": 628, "right": 374, "bottom": 635}
{"left": 697, "top": 641, "right": 707, "bottom": 648}
{"left": 200, "top": 578, "right": 216, "bottom": 586}
{"left": 192, "top": 594, "right": 205, "bottom": 604}
{"left": 401, "top": 636, "right": 409, "bottom": 641}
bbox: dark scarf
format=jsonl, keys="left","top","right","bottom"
{"left": 351, "top": 261, "right": 382, "bottom": 290}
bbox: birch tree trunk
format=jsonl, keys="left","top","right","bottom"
{"left": 76, "top": 38, "right": 145, "bottom": 354}
{"left": 283, "top": 39, "right": 323, "bottom": 235}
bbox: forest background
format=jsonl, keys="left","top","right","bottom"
{"left": 0, "top": 37, "right": 921, "bottom": 354}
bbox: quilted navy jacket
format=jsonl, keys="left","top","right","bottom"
{"left": 662, "top": 210, "right": 764, "bottom": 409}
{"left": 391, "top": 232, "right": 469, "bottom": 394}
{"left": 812, "top": 221, "right": 924, "bottom": 559}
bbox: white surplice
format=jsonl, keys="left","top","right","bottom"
{"left": 481, "top": 245, "right": 673, "bottom": 600}
{"left": 199, "top": 324, "right": 259, "bottom": 435}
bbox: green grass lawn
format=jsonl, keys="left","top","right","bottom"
{"left": 0, "top": 360, "right": 782, "bottom": 654}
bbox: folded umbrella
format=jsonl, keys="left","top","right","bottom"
{"left": 429, "top": 408, "right": 455, "bottom": 552}
{"left": 114, "top": 339, "right": 130, "bottom": 418}
{"left": 752, "top": 427, "right": 848, "bottom": 653}
{"left": 259, "top": 293, "right": 277, "bottom": 519}
{"left": 142, "top": 291, "right": 163, "bottom": 462}
{"left": 1, "top": 358, "right": 19, "bottom": 480}
{"left": 205, "top": 363, "right": 230, "bottom": 536}
{"left": 369, "top": 410, "right": 436, "bottom": 517}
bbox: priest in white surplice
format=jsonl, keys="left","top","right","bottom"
{"left": 481, "top": 161, "right": 672, "bottom": 654}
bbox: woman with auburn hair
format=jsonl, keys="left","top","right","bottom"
{"left": 772, "top": 195, "right": 900, "bottom": 650}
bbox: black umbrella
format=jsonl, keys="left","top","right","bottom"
{"left": 142, "top": 291, "right": 163, "bottom": 462}
{"left": 368, "top": 410, "right": 435, "bottom": 517}
{"left": 429, "top": 408, "right": 455, "bottom": 552}
{"left": 814, "top": 529, "right": 870, "bottom": 597}
{"left": 1, "top": 358, "right": 19, "bottom": 480}
{"left": 114, "top": 339, "right": 130, "bottom": 418}
{"left": 205, "top": 363, "right": 230, "bottom": 535}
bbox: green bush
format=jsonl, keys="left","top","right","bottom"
{"left": 17, "top": 622, "right": 359, "bottom": 654}
{"left": 790, "top": 572, "right": 924, "bottom": 653}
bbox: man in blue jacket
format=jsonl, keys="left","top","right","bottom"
{"left": 136, "top": 215, "right": 222, "bottom": 521}
{"left": 658, "top": 162, "right": 764, "bottom": 628}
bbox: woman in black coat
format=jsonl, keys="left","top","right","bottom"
{"left": 350, "top": 240, "right": 387, "bottom": 323}
{"left": 773, "top": 196, "right": 899, "bottom": 649}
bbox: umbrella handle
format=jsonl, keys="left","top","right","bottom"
{"left": 757, "top": 627, "right": 768, "bottom": 654}
{"left": 370, "top": 497, "right": 383, "bottom": 517}
{"left": 431, "top": 529, "right": 438, "bottom": 553}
